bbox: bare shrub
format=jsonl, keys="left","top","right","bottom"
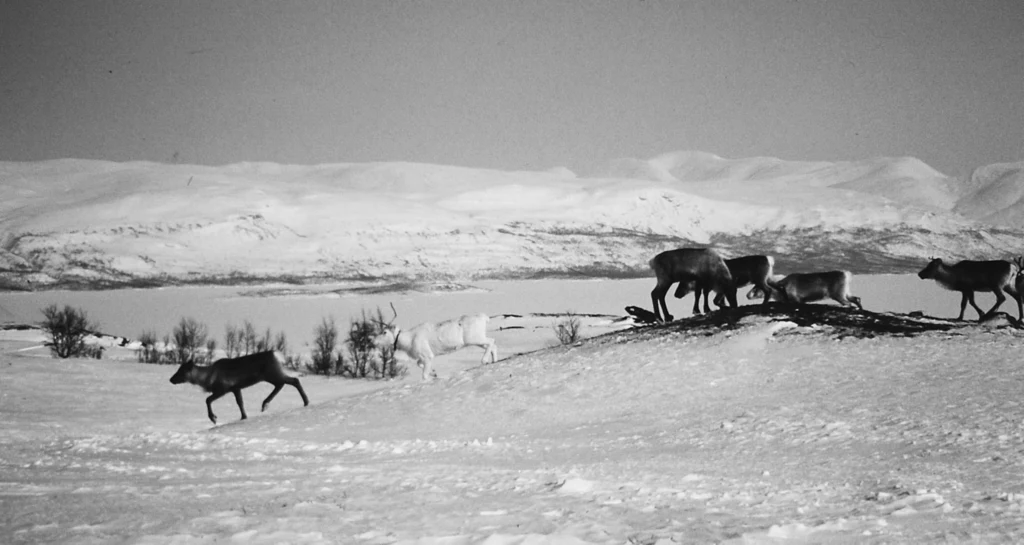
{"left": 137, "top": 330, "right": 163, "bottom": 363}
{"left": 281, "top": 352, "right": 304, "bottom": 371}
{"left": 343, "top": 307, "right": 405, "bottom": 379}
{"left": 346, "top": 310, "right": 380, "bottom": 378}
{"left": 226, "top": 321, "right": 291, "bottom": 359}
{"left": 224, "top": 325, "right": 241, "bottom": 358}
{"left": 81, "top": 344, "right": 104, "bottom": 359}
{"left": 310, "top": 316, "right": 343, "bottom": 376}
{"left": 160, "top": 334, "right": 177, "bottom": 363}
{"left": 553, "top": 311, "right": 582, "bottom": 345}
{"left": 173, "top": 317, "right": 209, "bottom": 364}
{"left": 242, "top": 321, "right": 258, "bottom": 355}
{"left": 373, "top": 343, "right": 404, "bottom": 379}
{"left": 269, "top": 330, "right": 287, "bottom": 353}
{"left": 40, "top": 304, "right": 96, "bottom": 359}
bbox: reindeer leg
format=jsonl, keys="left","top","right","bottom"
{"left": 1017, "top": 292, "right": 1023, "bottom": 325}
{"left": 1002, "top": 285, "right": 1022, "bottom": 322}
{"left": 479, "top": 339, "right": 497, "bottom": 364}
{"left": 232, "top": 389, "right": 248, "bottom": 420}
{"left": 287, "top": 376, "right": 310, "bottom": 406}
{"left": 957, "top": 292, "right": 970, "bottom": 320}
{"left": 713, "top": 290, "right": 726, "bottom": 309}
{"left": 206, "top": 390, "right": 228, "bottom": 425}
{"left": 419, "top": 357, "right": 436, "bottom": 381}
{"left": 965, "top": 291, "right": 985, "bottom": 320}
{"left": 651, "top": 284, "right": 672, "bottom": 322}
{"left": 701, "top": 287, "right": 712, "bottom": 314}
{"left": 262, "top": 383, "right": 284, "bottom": 412}
{"left": 984, "top": 289, "right": 1007, "bottom": 320}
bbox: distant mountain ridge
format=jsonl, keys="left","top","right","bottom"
{"left": 1, "top": 153, "right": 1022, "bottom": 290}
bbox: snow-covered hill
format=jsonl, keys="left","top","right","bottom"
{"left": 6, "top": 306, "right": 1024, "bottom": 543}
{"left": 954, "top": 161, "right": 1024, "bottom": 226}
{"left": 1, "top": 153, "right": 1022, "bottom": 289}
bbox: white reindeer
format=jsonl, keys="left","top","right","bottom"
{"left": 376, "top": 305, "right": 498, "bottom": 381}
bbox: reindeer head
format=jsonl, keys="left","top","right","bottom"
{"left": 371, "top": 303, "right": 402, "bottom": 350}
{"left": 918, "top": 256, "right": 942, "bottom": 279}
{"left": 169, "top": 359, "right": 196, "bottom": 384}
{"left": 1013, "top": 256, "right": 1024, "bottom": 278}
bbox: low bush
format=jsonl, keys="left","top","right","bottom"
{"left": 346, "top": 310, "right": 379, "bottom": 378}
{"left": 307, "top": 308, "right": 404, "bottom": 379}
{"left": 40, "top": 304, "right": 97, "bottom": 359}
{"left": 373, "top": 343, "right": 404, "bottom": 379}
{"left": 136, "top": 330, "right": 163, "bottom": 363}
{"left": 225, "top": 321, "right": 289, "bottom": 358}
{"left": 553, "top": 311, "right": 582, "bottom": 345}
{"left": 173, "top": 317, "right": 209, "bottom": 364}
{"left": 309, "top": 316, "right": 345, "bottom": 376}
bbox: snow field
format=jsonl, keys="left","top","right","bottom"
{"left": 6, "top": 299, "right": 1024, "bottom": 542}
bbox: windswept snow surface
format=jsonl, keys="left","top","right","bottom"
{"left": 1, "top": 153, "right": 1020, "bottom": 289}
{"left": 5, "top": 304, "right": 1024, "bottom": 543}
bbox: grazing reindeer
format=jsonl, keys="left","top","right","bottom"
{"left": 649, "top": 247, "right": 737, "bottom": 322}
{"left": 747, "top": 274, "right": 784, "bottom": 301}
{"left": 768, "top": 270, "right": 863, "bottom": 310}
{"left": 918, "top": 257, "right": 1021, "bottom": 321}
{"left": 625, "top": 305, "right": 660, "bottom": 325}
{"left": 674, "top": 255, "right": 776, "bottom": 310}
{"left": 169, "top": 350, "right": 309, "bottom": 425}
{"left": 376, "top": 305, "right": 497, "bottom": 381}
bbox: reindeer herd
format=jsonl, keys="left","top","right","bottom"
{"left": 169, "top": 247, "right": 1024, "bottom": 424}
{"left": 648, "top": 248, "right": 863, "bottom": 323}
{"left": 648, "top": 248, "right": 1024, "bottom": 326}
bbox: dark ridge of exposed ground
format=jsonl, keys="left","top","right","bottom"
{"left": 609, "top": 303, "right": 1018, "bottom": 345}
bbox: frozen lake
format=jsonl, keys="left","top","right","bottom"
{"left": 0, "top": 274, "right": 999, "bottom": 352}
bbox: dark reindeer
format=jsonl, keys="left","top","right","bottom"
{"left": 767, "top": 270, "right": 863, "bottom": 309}
{"left": 169, "top": 350, "right": 309, "bottom": 424}
{"left": 1015, "top": 256, "right": 1024, "bottom": 322}
{"left": 674, "top": 255, "right": 776, "bottom": 311}
{"left": 649, "top": 248, "right": 737, "bottom": 322}
{"left": 625, "top": 305, "right": 660, "bottom": 325}
{"left": 918, "top": 257, "right": 1020, "bottom": 321}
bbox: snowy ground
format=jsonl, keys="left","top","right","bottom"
{"left": 5, "top": 279, "right": 1024, "bottom": 543}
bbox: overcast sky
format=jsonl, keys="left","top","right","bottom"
{"left": 2, "top": 0, "right": 1022, "bottom": 178}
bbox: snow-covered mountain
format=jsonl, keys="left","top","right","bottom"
{"left": 1, "top": 153, "right": 1022, "bottom": 289}
{"left": 954, "top": 161, "right": 1024, "bottom": 226}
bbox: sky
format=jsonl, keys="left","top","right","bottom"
{"left": 1, "top": 0, "right": 1022, "bottom": 178}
